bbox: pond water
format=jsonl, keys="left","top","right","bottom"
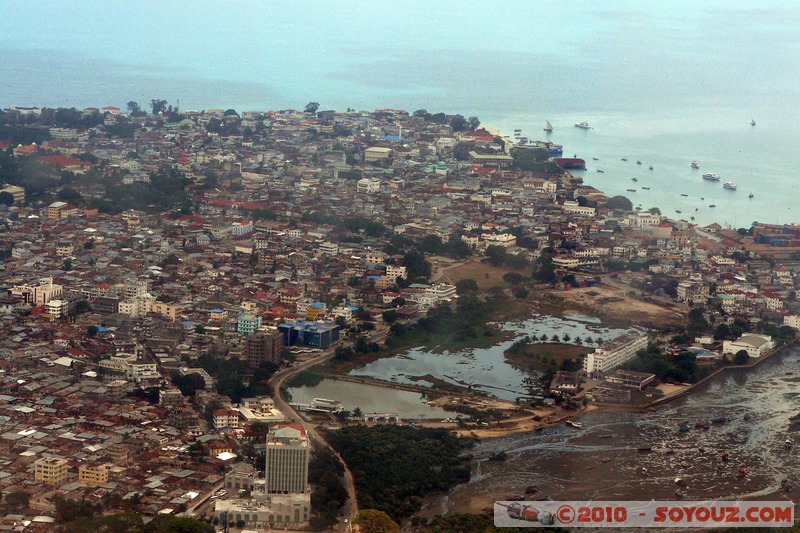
{"left": 286, "top": 378, "right": 454, "bottom": 420}
{"left": 348, "top": 312, "right": 638, "bottom": 401}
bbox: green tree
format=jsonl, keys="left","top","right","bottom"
{"left": 734, "top": 350, "right": 750, "bottom": 365}
{"left": 467, "top": 116, "right": 481, "bottom": 130}
{"left": 126, "top": 101, "right": 141, "bottom": 114}
{"left": 382, "top": 310, "right": 399, "bottom": 324}
{"left": 177, "top": 373, "right": 206, "bottom": 397}
{"left": 86, "top": 325, "right": 99, "bottom": 337}
{"left": 353, "top": 509, "right": 400, "bottom": 533}
{"left": 150, "top": 99, "right": 168, "bottom": 115}
{"left": 4, "top": 491, "right": 30, "bottom": 511}
{"left": 605, "top": 195, "right": 634, "bottom": 211}
{"left": 0, "top": 191, "right": 13, "bottom": 206}
{"left": 455, "top": 279, "right": 478, "bottom": 294}
{"left": 63, "top": 258, "right": 73, "bottom": 271}
{"left": 304, "top": 102, "right": 320, "bottom": 114}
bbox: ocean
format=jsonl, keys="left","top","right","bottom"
{"left": 2, "top": 0, "right": 800, "bottom": 226}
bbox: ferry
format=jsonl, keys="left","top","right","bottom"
{"left": 574, "top": 121, "right": 591, "bottom": 129}
{"left": 702, "top": 172, "right": 721, "bottom": 181}
{"left": 530, "top": 140, "right": 563, "bottom": 156}
{"left": 723, "top": 181, "right": 737, "bottom": 190}
{"left": 691, "top": 161, "right": 700, "bottom": 169}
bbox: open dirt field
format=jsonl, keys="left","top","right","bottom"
{"left": 433, "top": 259, "right": 518, "bottom": 290}
{"left": 544, "top": 282, "right": 685, "bottom": 328}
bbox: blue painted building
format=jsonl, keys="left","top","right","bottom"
{"left": 278, "top": 321, "right": 340, "bottom": 349}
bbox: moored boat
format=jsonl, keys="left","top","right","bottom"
{"left": 723, "top": 181, "right": 737, "bottom": 190}
{"left": 691, "top": 161, "right": 700, "bottom": 169}
{"left": 544, "top": 120, "right": 553, "bottom": 132}
{"left": 575, "top": 120, "right": 591, "bottom": 129}
{"left": 626, "top": 188, "right": 637, "bottom": 192}
{"left": 702, "top": 172, "right": 720, "bottom": 181}
{"left": 565, "top": 420, "right": 582, "bottom": 428}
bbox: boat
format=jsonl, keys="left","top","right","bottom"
{"left": 749, "top": 193, "right": 754, "bottom": 198}
{"left": 565, "top": 420, "right": 582, "bottom": 428}
{"left": 636, "top": 160, "right": 642, "bottom": 165}
{"left": 702, "top": 172, "right": 721, "bottom": 181}
{"left": 621, "top": 157, "right": 628, "bottom": 161}
{"left": 597, "top": 169, "right": 604, "bottom": 173}
{"left": 514, "top": 128, "right": 521, "bottom": 132}
{"left": 691, "top": 161, "right": 700, "bottom": 169}
{"left": 641, "top": 186, "right": 650, "bottom": 189}
{"left": 680, "top": 193, "right": 689, "bottom": 197}
{"left": 723, "top": 181, "right": 737, "bottom": 190}
{"left": 711, "top": 417, "right": 726, "bottom": 424}
{"left": 544, "top": 120, "right": 553, "bottom": 133}
{"left": 637, "top": 447, "right": 653, "bottom": 453}
{"left": 675, "top": 210, "right": 681, "bottom": 213}
{"left": 575, "top": 121, "right": 591, "bottom": 129}
{"left": 631, "top": 177, "right": 638, "bottom": 182}
{"left": 530, "top": 140, "right": 563, "bottom": 156}
{"left": 709, "top": 204, "right": 716, "bottom": 208}
{"left": 626, "top": 189, "right": 637, "bottom": 192}
{"left": 649, "top": 165, "right": 654, "bottom": 170}
{"left": 751, "top": 119, "right": 756, "bottom": 126}
{"left": 599, "top": 433, "right": 613, "bottom": 439}
{"left": 592, "top": 157, "right": 599, "bottom": 160}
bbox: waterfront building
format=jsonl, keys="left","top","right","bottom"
{"left": 583, "top": 333, "right": 649, "bottom": 376}
{"left": 722, "top": 334, "right": 774, "bottom": 358}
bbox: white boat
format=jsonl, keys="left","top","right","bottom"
{"left": 574, "top": 121, "right": 591, "bottom": 129}
{"left": 565, "top": 420, "right": 582, "bottom": 428}
{"left": 691, "top": 161, "right": 700, "bottom": 169}
{"left": 544, "top": 120, "right": 553, "bottom": 132}
{"left": 723, "top": 181, "right": 737, "bottom": 190}
{"left": 702, "top": 172, "right": 720, "bottom": 181}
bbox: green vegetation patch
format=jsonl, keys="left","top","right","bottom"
{"left": 325, "top": 425, "right": 472, "bottom": 523}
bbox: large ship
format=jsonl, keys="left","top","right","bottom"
{"left": 702, "top": 172, "right": 721, "bottom": 181}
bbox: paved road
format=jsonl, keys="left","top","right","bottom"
{"left": 269, "top": 347, "right": 359, "bottom": 532}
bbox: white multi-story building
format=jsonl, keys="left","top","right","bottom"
{"left": 583, "top": 333, "right": 649, "bottom": 376}
{"left": 231, "top": 220, "right": 254, "bottom": 236}
{"left": 385, "top": 264, "right": 407, "bottom": 280}
{"left": 213, "top": 409, "right": 241, "bottom": 429}
{"left": 9, "top": 277, "right": 63, "bottom": 305}
{"left": 784, "top": 315, "right": 800, "bottom": 330}
{"left": 265, "top": 424, "right": 310, "bottom": 494}
{"left": 356, "top": 177, "right": 381, "bottom": 193}
{"left": 45, "top": 299, "right": 68, "bottom": 318}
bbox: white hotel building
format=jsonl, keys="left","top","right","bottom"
{"left": 583, "top": 333, "right": 649, "bottom": 376}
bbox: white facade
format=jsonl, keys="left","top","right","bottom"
{"left": 45, "top": 299, "right": 68, "bottom": 318}
{"left": 385, "top": 264, "right": 408, "bottom": 280}
{"left": 583, "top": 334, "right": 649, "bottom": 375}
{"left": 722, "top": 335, "right": 774, "bottom": 358}
{"left": 356, "top": 177, "right": 381, "bottom": 193}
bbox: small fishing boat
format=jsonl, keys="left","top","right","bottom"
{"left": 691, "top": 161, "right": 700, "bottom": 169}
{"left": 641, "top": 186, "right": 650, "bottom": 189}
{"left": 649, "top": 165, "right": 654, "bottom": 170}
{"left": 565, "top": 420, "right": 582, "bottom": 428}
{"left": 749, "top": 193, "right": 754, "bottom": 198}
{"left": 681, "top": 193, "right": 689, "bottom": 197}
{"left": 621, "top": 157, "right": 628, "bottom": 161}
{"left": 631, "top": 177, "right": 638, "bottom": 182}
{"left": 626, "top": 188, "right": 637, "bottom": 192}
{"left": 597, "top": 169, "right": 604, "bottom": 173}
{"left": 544, "top": 120, "right": 553, "bottom": 132}
{"left": 575, "top": 120, "right": 591, "bottom": 129}
{"left": 675, "top": 210, "right": 681, "bottom": 213}
{"left": 599, "top": 433, "right": 613, "bottom": 439}
{"left": 636, "top": 160, "right": 642, "bottom": 165}
{"left": 751, "top": 119, "right": 756, "bottom": 126}
{"left": 709, "top": 204, "right": 716, "bottom": 208}
{"left": 592, "top": 157, "right": 599, "bottom": 160}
